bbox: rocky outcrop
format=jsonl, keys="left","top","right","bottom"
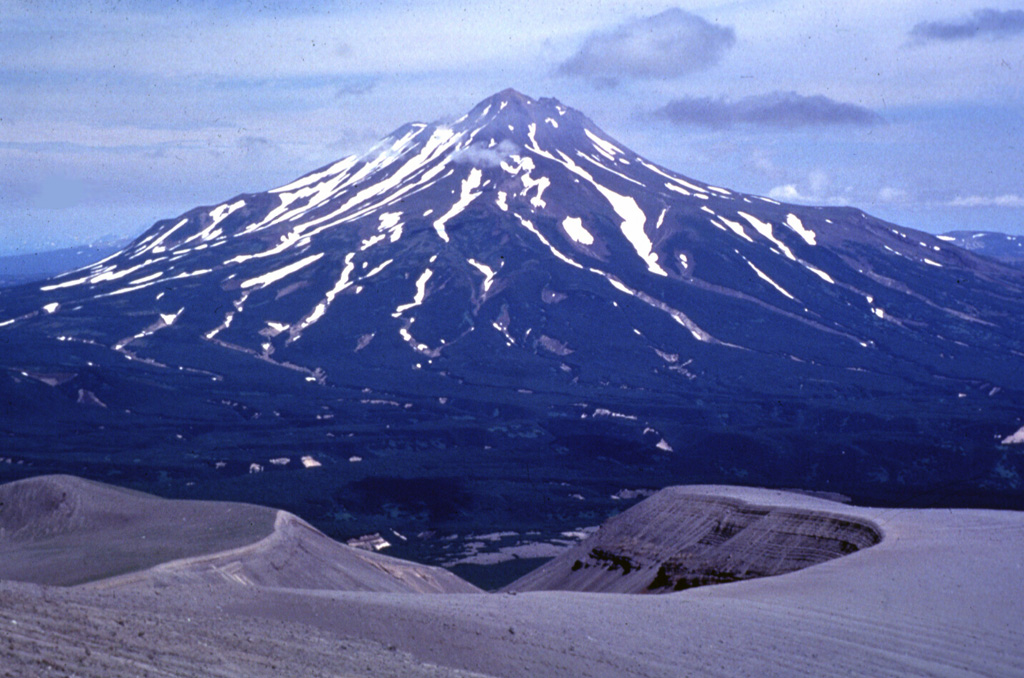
{"left": 505, "top": 486, "right": 881, "bottom": 593}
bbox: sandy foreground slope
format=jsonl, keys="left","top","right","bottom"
{"left": 2, "top": 477, "right": 1023, "bottom": 677}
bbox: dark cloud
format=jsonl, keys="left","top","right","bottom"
{"left": 558, "top": 9, "right": 734, "bottom": 85}
{"left": 910, "top": 8, "right": 1024, "bottom": 42}
{"left": 336, "top": 76, "right": 378, "bottom": 97}
{"left": 237, "top": 135, "right": 277, "bottom": 156}
{"left": 653, "top": 92, "right": 883, "bottom": 129}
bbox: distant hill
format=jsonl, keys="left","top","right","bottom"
{"left": 0, "top": 243, "right": 124, "bottom": 287}
{"left": 938, "top": 231, "right": 1024, "bottom": 267}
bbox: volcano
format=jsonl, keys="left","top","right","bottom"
{"left": 3, "top": 89, "right": 1023, "bottom": 567}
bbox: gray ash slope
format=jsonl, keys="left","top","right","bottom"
{"left": 0, "top": 475, "right": 477, "bottom": 593}
{"left": 2, "top": 89, "right": 1024, "bottom": 566}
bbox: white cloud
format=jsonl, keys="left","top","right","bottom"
{"left": 767, "top": 172, "right": 850, "bottom": 205}
{"left": 949, "top": 194, "right": 1024, "bottom": 207}
{"left": 452, "top": 140, "right": 520, "bottom": 168}
{"left": 746, "top": 149, "right": 782, "bottom": 178}
{"left": 877, "top": 187, "right": 908, "bottom": 203}
{"left": 767, "top": 184, "right": 806, "bottom": 202}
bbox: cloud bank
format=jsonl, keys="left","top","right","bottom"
{"left": 654, "top": 92, "right": 883, "bottom": 128}
{"left": 910, "top": 9, "right": 1024, "bottom": 42}
{"left": 558, "top": 9, "right": 734, "bottom": 85}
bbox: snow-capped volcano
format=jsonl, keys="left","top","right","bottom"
{"left": 3, "top": 89, "right": 1024, "bottom": 533}
{"left": 13, "top": 88, "right": 1020, "bottom": 377}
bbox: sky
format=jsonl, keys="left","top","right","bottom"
{"left": 2, "top": 1, "right": 1023, "bottom": 255}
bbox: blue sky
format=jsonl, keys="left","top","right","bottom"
{"left": 2, "top": 1, "right": 1023, "bottom": 254}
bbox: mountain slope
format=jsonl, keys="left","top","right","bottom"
{"left": 2, "top": 89, "right": 1023, "bottom": 569}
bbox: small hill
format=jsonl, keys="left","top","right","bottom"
{"left": 0, "top": 475, "right": 477, "bottom": 593}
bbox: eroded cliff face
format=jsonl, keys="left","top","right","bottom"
{"left": 506, "top": 487, "right": 881, "bottom": 594}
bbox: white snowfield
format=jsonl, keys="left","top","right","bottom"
{"left": 290, "top": 252, "right": 357, "bottom": 339}
{"left": 521, "top": 129, "right": 667, "bottom": 276}
{"left": 1, "top": 478, "right": 1022, "bottom": 677}
{"left": 185, "top": 200, "right": 245, "bottom": 245}
{"left": 554, "top": 151, "right": 668, "bottom": 277}
{"left": 511, "top": 212, "right": 717, "bottom": 343}
{"left": 738, "top": 211, "right": 796, "bottom": 260}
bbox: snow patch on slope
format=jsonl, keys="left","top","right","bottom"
{"left": 467, "top": 259, "right": 496, "bottom": 293}
{"left": 434, "top": 168, "right": 483, "bottom": 242}
{"left": 186, "top": 200, "right": 245, "bottom": 244}
{"left": 785, "top": 214, "right": 816, "bottom": 246}
{"left": 377, "top": 212, "right": 404, "bottom": 242}
{"left": 553, "top": 152, "right": 666, "bottom": 276}
{"left": 290, "top": 253, "right": 357, "bottom": 339}
{"left": 393, "top": 269, "right": 433, "bottom": 317}
{"left": 716, "top": 217, "right": 754, "bottom": 243}
{"left": 562, "top": 217, "right": 594, "bottom": 245}
{"left": 738, "top": 212, "right": 795, "bottom": 260}
{"left": 517, "top": 156, "right": 550, "bottom": 208}
{"left": 240, "top": 253, "right": 323, "bottom": 290}
{"left": 1002, "top": 426, "right": 1024, "bottom": 445}
{"left": 637, "top": 159, "right": 707, "bottom": 194}
{"left": 747, "top": 261, "right": 795, "bottom": 300}
{"left": 803, "top": 264, "right": 835, "bottom": 284}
